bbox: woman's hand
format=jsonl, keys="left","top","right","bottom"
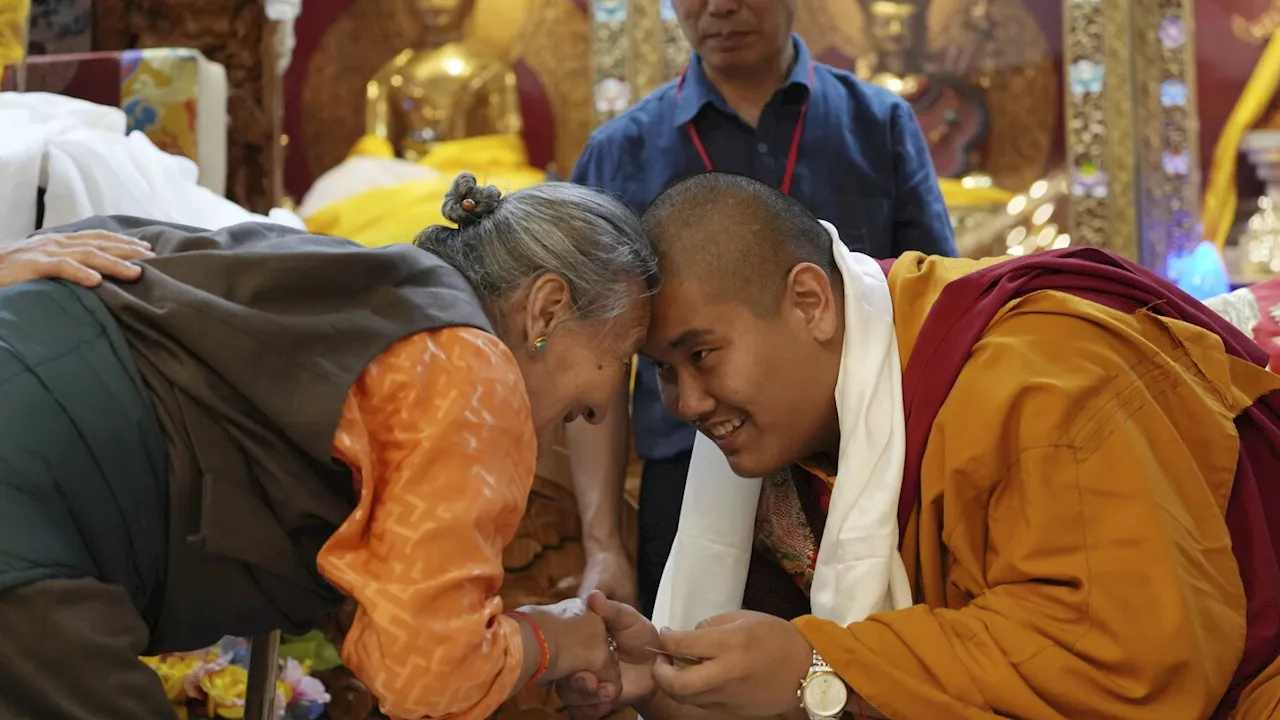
{"left": 651, "top": 610, "right": 813, "bottom": 717}
{"left": 557, "top": 591, "right": 660, "bottom": 720}
{"left": 0, "top": 230, "right": 154, "bottom": 289}
{"left": 517, "top": 598, "right": 620, "bottom": 687}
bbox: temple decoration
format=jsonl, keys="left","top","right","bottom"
{"left": 362, "top": 0, "right": 523, "bottom": 161}
{"left": 90, "top": 0, "right": 287, "bottom": 213}
{"left": 286, "top": 0, "right": 590, "bottom": 200}
{"left": 1231, "top": 0, "right": 1280, "bottom": 46}
{"left": 1238, "top": 130, "right": 1280, "bottom": 282}
{"left": 854, "top": 0, "right": 989, "bottom": 179}
{"left": 950, "top": 173, "right": 1071, "bottom": 259}
{"left": 1202, "top": 30, "right": 1280, "bottom": 251}
{"left": 1135, "top": 0, "right": 1202, "bottom": 276}
{"left": 1063, "top": 0, "right": 1136, "bottom": 260}
{"left": 592, "top": 0, "right": 628, "bottom": 125}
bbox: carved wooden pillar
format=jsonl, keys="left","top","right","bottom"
{"left": 92, "top": 0, "right": 284, "bottom": 213}
{"left": 1064, "top": 0, "right": 1201, "bottom": 273}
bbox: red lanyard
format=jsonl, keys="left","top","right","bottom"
{"left": 675, "top": 61, "right": 815, "bottom": 196}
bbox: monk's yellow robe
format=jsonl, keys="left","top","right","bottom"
{"left": 793, "top": 255, "right": 1280, "bottom": 719}
{"left": 304, "top": 133, "right": 546, "bottom": 248}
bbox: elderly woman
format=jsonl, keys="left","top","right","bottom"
{"left": 0, "top": 173, "right": 655, "bottom": 720}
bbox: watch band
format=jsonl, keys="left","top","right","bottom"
{"left": 810, "top": 650, "right": 832, "bottom": 672}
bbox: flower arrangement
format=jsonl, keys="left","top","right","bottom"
{"left": 141, "top": 633, "right": 336, "bottom": 720}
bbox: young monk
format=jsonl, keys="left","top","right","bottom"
{"left": 557, "top": 172, "right": 1280, "bottom": 719}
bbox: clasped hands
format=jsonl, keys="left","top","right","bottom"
{"left": 554, "top": 592, "right": 815, "bottom": 719}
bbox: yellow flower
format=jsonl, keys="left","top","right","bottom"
{"left": 140, "top": 654, "right": 202, "bottom": 703}
{"left": 201, "top": 664, "right": 248, "bottom": 719}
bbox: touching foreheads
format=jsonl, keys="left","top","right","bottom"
{"left": 641, "top": 172, "right": 838, "bottom": 316}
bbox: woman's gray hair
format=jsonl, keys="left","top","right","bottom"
{"left": 414, "top": 172, "right": 659, "bottom": 329}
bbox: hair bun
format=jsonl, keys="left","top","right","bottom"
{"left": 441, "top": 172, "right": 503, "bottom": 228}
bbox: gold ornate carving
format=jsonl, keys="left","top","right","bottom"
{"left": 1064, "top": 0, "right": 1137, "bottom": 259}
{"left": 1133, "top": 0, "right": 1200, "bottom": 274}
{"left": 661, "top": 9, "right": 690, "bottom": 80}
{"left": 627, "top": 0, "right": 663, "bottom": 100}
{"left": 593, "top": 1, "right": 628, "bottom": 125}
{"left": 94, "top": 0, "right": 283, "bottom": 212}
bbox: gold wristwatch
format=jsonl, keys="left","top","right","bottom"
{"left": 798, "top": 650, "right": 848, "bottom": 720}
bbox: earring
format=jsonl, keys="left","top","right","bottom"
{"left": 531, "top": 336, "right": 549, "bottom": 353}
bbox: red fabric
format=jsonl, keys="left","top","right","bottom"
{"left": 883, "top": 247, "right": 1280, "bottom": 717}
{"left": 2, "top": 51, "right": 123, "bottom": 105}
{"left": 1244, "top": 277, "right": 1280, "bottom": 371}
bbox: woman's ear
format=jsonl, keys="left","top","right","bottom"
{"left": 521, "top": 272, "right": 573, "bottom": 347}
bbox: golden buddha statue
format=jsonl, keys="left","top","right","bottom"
{"left": 304, "top": 0, "right": 545, "bottom": 248}
{"left": 856, "top": 0, "right": 928, "bottom": 99}
{"left": 364, "top": 0, "right": 522, "bottom": 161}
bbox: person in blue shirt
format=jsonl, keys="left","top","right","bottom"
{"left": 568, "top": 0, "right": 957, "bottom": 616}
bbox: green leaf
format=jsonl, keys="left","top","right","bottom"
{"left": 278, "top": 630, "right": 344, "bottom": 671}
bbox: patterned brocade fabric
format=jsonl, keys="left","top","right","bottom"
{"left": 316, "top": 327, "right": 538, "bottom": 720}
{"left": 754, "top": 464, "right": 833, "bottom": 595}
{"left": 120, "top": 48, "right": 202, "bottom": 163}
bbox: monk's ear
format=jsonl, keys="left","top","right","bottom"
{"left": 784, "top": 263, "right": 838, "bottom": 343}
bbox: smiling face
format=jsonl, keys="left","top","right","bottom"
{"left": 511, "top": 274, "right": 651, "bottom": 445}
{"left": 643, "top": 265, "right": 842, "bottom": 478}
{"left": 671, "top": 0, "right": 797, "bottom": 77}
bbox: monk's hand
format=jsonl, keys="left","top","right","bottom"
{"left": 519, "top": 598, "right": 621, "bottom": 688}
{"left": 652, "top": 610, "right": 814, "bottom": 717}
{"left": 0, "top": 230, "right": 154, "bottom": 289}
{"left": 557, "top": 590, "right": 659, "bottom": 720}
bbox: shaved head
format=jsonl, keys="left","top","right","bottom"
{"left": 640, "top": 172, "right": 846, "bottom": 478}
{"left": 642, "top": 172, "right": 838, "bottom": 315}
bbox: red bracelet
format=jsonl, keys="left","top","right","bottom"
{"left": 506, "top": 610, "right": 550, "bottom": 687}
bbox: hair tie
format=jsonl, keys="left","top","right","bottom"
{"left": 461, "top": 198, "right": 477, "bottom": 212}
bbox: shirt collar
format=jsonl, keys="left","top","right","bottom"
{"left": 672, "top": 33, "right": 814, "bottom": 127}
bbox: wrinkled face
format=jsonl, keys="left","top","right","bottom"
{"left": 643, "top": 269, "right": 840, "bottom": 478}
{"left": 413, "top": 0, "right": 473, "bottom": 29}
{"left": 516, "top": 278, "right": 651, "bottom": 445}
{"left": 671, "top": 0, "right": 797, "bottom": 75}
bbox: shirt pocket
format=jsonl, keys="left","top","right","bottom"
{"left": 811, "top": 196, "right": 894, "bottom": 258}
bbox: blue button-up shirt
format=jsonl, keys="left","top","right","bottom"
{"left": 572, "top": 35, "right": 957, "bottom": 462}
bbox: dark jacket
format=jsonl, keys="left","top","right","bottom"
{"left": 48, "top": 215, "right": 494, "bottom": 652}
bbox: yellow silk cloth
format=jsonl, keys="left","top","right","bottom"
{"left": 0, "top": 0, "right": 29, "bottom": 69}
{"left": 1203, "top": 31, "right": 1280, "bottom": 250}
{"left": 305, "top": 133, "right": 546, "bottom": 247}
{"left": 937, "top": 178, "right": 1015, "bottom": 209}
{"left": 793, "top": 254, "right": 1280, "bottom": 719}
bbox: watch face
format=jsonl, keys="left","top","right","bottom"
{"left": 802, "top": 673, "right": 848, "bottom": 718}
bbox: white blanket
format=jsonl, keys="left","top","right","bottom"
{"left": 652, "top": 220, "right": 914, "bottom": 630}
{"left": 0, "top": 92, "right": 303, "bottom": 243}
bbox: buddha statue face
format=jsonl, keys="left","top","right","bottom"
{"left": 413, "top": 0, "right": 475, "bottom": 31}
{"left": 866, "top": 0, "right": 921, "bottom": 54}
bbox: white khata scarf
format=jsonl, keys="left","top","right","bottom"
{"left": 651, "top": 220, "right": 914, "bottom": 629}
